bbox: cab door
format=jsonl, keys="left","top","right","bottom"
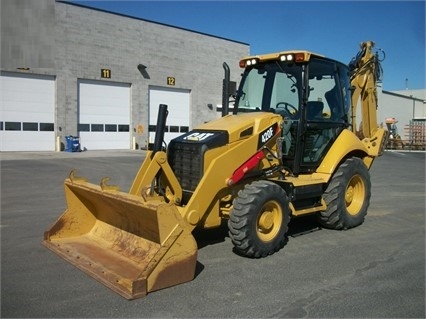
{"left": 283, "top": 58, "right": 350, "bottom": 174}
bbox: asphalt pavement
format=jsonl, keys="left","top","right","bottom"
{"left": 1, "top": 150, "right": 425, "bottom": 318}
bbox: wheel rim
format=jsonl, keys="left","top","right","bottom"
{"left": 256, "top": 200, "right": 283, "bottom": 242}
{"left": 345, "top": 174, "right": 365, "bottom": 215}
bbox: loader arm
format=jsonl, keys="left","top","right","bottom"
{"left": 129, "top": 103, "right": 183, "bottom": 204}
{"left": 129, "top": 150, "right": 183, "bottom": 205}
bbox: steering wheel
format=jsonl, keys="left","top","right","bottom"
{"left": 275, "top": 102, "right": 298, "bottom": 119}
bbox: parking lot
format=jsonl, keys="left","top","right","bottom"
{"left": 1, "top": 150, "right": 425, "bottom": 318}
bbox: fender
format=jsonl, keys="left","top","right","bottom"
{"left": 315, "top": 129, "right": 369, "bottom": 176}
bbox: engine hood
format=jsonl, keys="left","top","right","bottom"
{"left": 169, "top": 112, "right": 282, "bottom": 153}
{"left": 193, "top": 112, "right": 282, "bottom": 144}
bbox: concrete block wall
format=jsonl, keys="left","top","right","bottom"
{"left": 55, "top": 2, "right": 249, "bottom": 148}
{"left": 1, "top": 0, "right": 55, "bottom": 70}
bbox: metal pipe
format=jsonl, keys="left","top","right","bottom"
{"left": 152, "top": 104, "right": 168, "bottom": 154}
{"left": 222, "top": 62, "right": 230, "bottom": 117}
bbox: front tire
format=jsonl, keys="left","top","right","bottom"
{"left": 228, "top": 180, "right": 290, "bottom": 258}
{"left": 319, "top": 157, "right": 371, "bottom": 230}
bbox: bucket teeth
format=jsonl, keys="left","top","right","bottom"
{"left": 100, "top": 177, "right": 121, "bottom": 192}
{"left": 68, "top": 169, "right": 87, "bottom": 183}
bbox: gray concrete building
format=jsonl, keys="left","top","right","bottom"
{"left": 378, "top": 87, "right": 426, "bottom": 147}
{"left": 1, "top": 0, "right": 249, "bottom": 151}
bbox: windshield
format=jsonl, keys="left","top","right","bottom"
{"left": 234, "top": 62, "right": 302, "bottom": 119}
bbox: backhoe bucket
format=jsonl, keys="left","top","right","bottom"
{"left": 43, "top": 178, "right": 197, "bottom": 300}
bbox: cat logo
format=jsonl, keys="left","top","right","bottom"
{"left": 183, "top": 132, "right": 215, "bottom": 142}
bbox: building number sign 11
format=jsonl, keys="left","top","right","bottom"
{"left": 101, "top": 69, "right": 111, "bottom": 79}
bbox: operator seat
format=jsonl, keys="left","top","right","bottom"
{"left": 306, "top": 101, "right": 324, "bottom": 120}
{"left": 304, "top": 101, "right": 332, "bottom": 162}
{"left": 325, "top": 86, "right": 339, "bottom": 110}
{"left": 325, "top": 86, "right": 343, "bottom": 121}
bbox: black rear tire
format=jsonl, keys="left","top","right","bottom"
{"left": 228, "top": 180, "right": 290, "bottom": 258}
{"left": 319, "top": 157, "right": 371, "bottom": 230}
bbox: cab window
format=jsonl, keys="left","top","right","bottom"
{"left": 306, "top": 58, "right": 346, "bottom": 122}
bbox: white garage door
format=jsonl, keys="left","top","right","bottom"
{"left": 0, "top": 72, "right": 55, "bottom": 151}
{"left": 149, "top": 87, "right": 191, "bottom": 146}
{"left": 78, "top": 80, "right": 131, "bottom": 150}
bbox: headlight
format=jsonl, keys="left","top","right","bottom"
{"left": 280, "top": 54, "right": 294, "bottom": 62}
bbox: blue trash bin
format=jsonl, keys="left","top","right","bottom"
{"left": 65, "top": 136, "right": 80, "bottom": 152}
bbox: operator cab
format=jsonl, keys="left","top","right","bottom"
{"left": 235, "top": 51, "right": 351, "bottom": 175}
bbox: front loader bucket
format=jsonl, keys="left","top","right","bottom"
{"left": 43, "top": 178, "right": 197, "bottom": 300}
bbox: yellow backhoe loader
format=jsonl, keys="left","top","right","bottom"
{"left": 43, "top": 41, "right": 387, "bottom": 299}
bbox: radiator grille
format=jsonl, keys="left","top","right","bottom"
{"left": 168, "top": 142, "right": 203, "bottom": 193}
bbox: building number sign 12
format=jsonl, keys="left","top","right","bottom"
{"left": 167, "top": 77, "right": 175, "bottom": 86}
{"left": 101, "top": 69, "right": 111, "bottom": 79}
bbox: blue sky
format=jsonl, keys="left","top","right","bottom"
{"left": 69, "top": 1, "right": 425, "bottom": 91}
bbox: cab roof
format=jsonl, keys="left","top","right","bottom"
{"left": 239, "top": 50, "right": 342, "bottom": 68}
{"left": 242, "top": 50, "right": 325, "bottom": 62}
